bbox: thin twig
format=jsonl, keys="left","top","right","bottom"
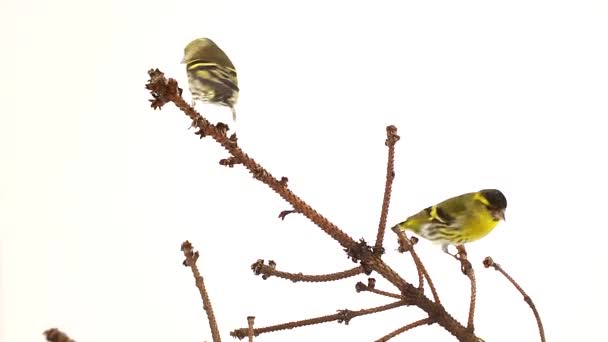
{"left": 247, "top": 316, "right": 255, "bottom": 342}
{"left": 219, "top": 156, "right": 242, "bottom": 167}
{"left": 484, "top": 257, "right": 545, "bottom": 342}
{"left": 230, "top": 300, "right": 407, "bottom": 339}
{"left": 181, "top": 241, "right": 222, "bottom": 342}
{"left": 393, "top": 228, "right": 440, "bottom": 303}
{"left": 374, "top": 125, "right": 400, "bottom": 252}
{"left": 355, "top": 278, "right": 402, "bottom": 299}
{"left": 278, "top": 209, "right": 299, "bottom": 220}
{"left": 251, "top": 260, "right": 364, "bottom": 282}
{"left": 367, "top": 288, "right": 402, "bottom": 299}
{"left": 43, "top": 328, "right": 75, "bottom": 342}
{"left": 147, "top": 70, "right": 484, "bottom": 342}
{"left": 374, "top": 317, "right": 434, "bottom": 342}
{"left": 394, "top": 229, "right": 424, "bottom": 287}
{"left": 456, "top": 246, "right": 477, "bottom": 331}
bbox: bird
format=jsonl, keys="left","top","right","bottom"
{"left": 181, "top": 38, "right": 239, "bottom": 120}
{"left": 392, "top": 189, "right": 507, "bottom": 256}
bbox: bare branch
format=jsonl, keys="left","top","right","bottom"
{"left": 374, "top": 125, "right": 400, "bottom": 252}
{"left": 374, "top": 317, "right": 434, "bottom": 342}
{"left": 355, "top": 278, "right": 402, "bottom": 299}
{"left": 247, "top": 316, "right": 255, "bottom": 342}
{"left": 147, "top": 70, "right": 357, "bottom": 251}
{"left": 456, "top": 246, "right": 477, "bottom": 331}
{"left": 181, "top": 241, "right": 222, "bottom": 342}
{"left": 146, "top": 70, "right": 487, "bottom": 341}
{"left": 43, "top": 328, "right": 75, "bottom": 342}
{"left": 230, "top": 301, "right": 407, "bottom": 340}
{"left": 393, "top": 228, "right": 440, "bottom": 303}
{"left": 251, "top": 259, "right": 364, "bottom": 282}
{"left": 484, "top": 257, "right": 545, "bottom": 342}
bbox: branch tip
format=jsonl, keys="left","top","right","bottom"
{"left": 220, "top": 156, "right": 242, "bottom": 167}
{"left": 483, "top": 256, "right": 545, "bottom": 342}
{"left": 180, "top": 241, "right": 222, "bottom": 341}
{"left": 278, "top": 209, "right": 299, "bottom": 220}
{"left": 385, "top": 125, "right": 401, "bottom": 146}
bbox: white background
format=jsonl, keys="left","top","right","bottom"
{"left": 2, "top": 0, "right": 607, "bottom": 341}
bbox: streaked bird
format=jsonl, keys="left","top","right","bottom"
{"left": 393, "top": 189, "right": 507, "bottom": 255}
{"left": 181, "top": 38, "right": 239, "bottom": 120}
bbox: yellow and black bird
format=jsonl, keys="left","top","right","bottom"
{"left": 393, "top": 189, "right": 507, "bottom": 255}
{"left": 181, "top": 38, "right": 239, "bottom": 120}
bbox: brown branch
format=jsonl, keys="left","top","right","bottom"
{"left": 393, "top": 228, "right": 440, "bottom": 303}
{"left": 147, "top": 70, "right": 484, "bottom": 342}
{"left": 219, "top": 156, "right": 241, "bottom": 167}
{"left": 394, "top": 228, "right": 424, "bottom": 287}
{"left": 484, "top": 257, "right": 545, "bottom": 342}
{"left": 181, "top": 241, "right": 222, "bottom": 342}
{"left": 278, "top": 209, "right": 299, "bottom": 220}
{"left": 456, "top": 246, "right": 477, "bottom": 331}
{"left": 374, "top": 317, "right": 434, "bottom": 342}
{"left": 247, "top": 316, "right": 255, "bottom": 342}
{"left": 230, "top": 300, "right": 407, "bottom": 340}
{"left": 43, "top": 328, "right": 75, "bottom": 342}
{"left": 251, "top": 259, "right": 364, "bottom": 282}
{"left": 147, "top": 70, "right": 356, "bottom": 252}
{"left": 355, "top": 278, "right": 402, "bottom": 299}
{"left": 374, "top": 125, "right": 400, "bottom": 253}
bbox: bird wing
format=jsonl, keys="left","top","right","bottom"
{"left": 432, "top": 192, "right": 473, "bottom": 227}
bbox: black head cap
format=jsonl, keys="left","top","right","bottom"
{"left": 479, "top": 189, "right": 507, "bottom": 210}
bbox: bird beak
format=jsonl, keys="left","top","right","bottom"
{"left": 498, "top": 209, "right": 506, "bottom": 221}
{"left": 180, "top": 56, "right": 186, "bottom": 64}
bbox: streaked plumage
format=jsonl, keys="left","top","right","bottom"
{"left": 181, "top": 38, "right": 239, "bottom": 120}
{"left": 393, "top": 189, "right": 507, "bottom": 254}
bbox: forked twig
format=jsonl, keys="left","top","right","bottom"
{"left": 374, "top": 317, "right": 434, "bottom": 342}
{"left": 230, "top": 300, "right": 408, "bottom": 339}
{"left": 484, "top": 257, "right": 545, "bottom": 342}
{"left": 393, "top": 228, "right": 440, "bottom": 303}
{"left": 181, "top": 241, "right": 222, "bottom": 342}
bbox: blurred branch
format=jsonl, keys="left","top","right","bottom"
{"left": 43, "top": 328, "right": 75, "bottom": 342}
{"left": 247, "top": 316, "right": 255, "bottom": 342}
{"left": 374, "top": 317, "right": 434, "bottom": 342}
{"left": 230, "top": 300, "right": 408, "bottom": 340}
{"left": 374, "top": 125, "right": 400, "bottom": 253}
{"left": 181, "top": 241, "right": 222, "bottom": 342}
{"left": 484, "top": 257, "right": 545, "bottom": 342}
{"left": 251, "top": 259, "right": 364, "bottom": 282}
{"left": 219, "top": 156, "right": 241, "bottom": 167}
